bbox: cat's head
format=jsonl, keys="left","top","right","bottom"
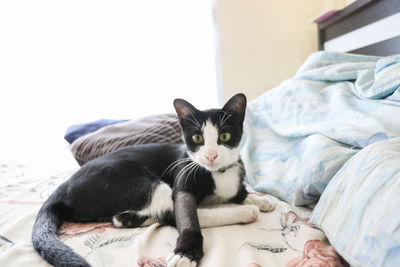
{"left": 173, "top": 93, "right": 246, "bottom": 172}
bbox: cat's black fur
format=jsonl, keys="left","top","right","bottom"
{"left": 32, "top": 94, "right": 248, "bottom": 267}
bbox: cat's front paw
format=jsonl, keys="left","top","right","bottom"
{"left": 166, "top": 253, "right": 197, "bottom": 267}
{"left": 168, "top": 229, "right": 203, "bottom": 267}
{"left": 243, "top": 193, "right": 275, "bottom": 212}
{"left": 237, "top": 204, "right": 260, "bottom": 223}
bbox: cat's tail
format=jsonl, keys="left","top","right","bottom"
{"left": 32, "top": 202, "right": 91, "bottom": 267}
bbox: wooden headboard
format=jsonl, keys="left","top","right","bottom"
{"left": 317, "top": 0, "right": 400, "bottom": 56}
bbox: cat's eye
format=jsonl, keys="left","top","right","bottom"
{"left": 219, "top": 132, "right": 231, "bottom": 142}
{"left": 192, "top": 134, "right": 204, "bottom": 144}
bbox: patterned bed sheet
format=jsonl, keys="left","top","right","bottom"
{"left": 0, "top": 163, "right": 348, "bottom": 267}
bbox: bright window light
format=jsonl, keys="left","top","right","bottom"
{"left": 0, "top": 1, "right": 218, "bottom": 164}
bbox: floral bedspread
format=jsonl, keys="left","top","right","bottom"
{"left": 0, "top": 163, "right": 348, "bottom": 267}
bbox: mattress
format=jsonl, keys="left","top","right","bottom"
{"left": 0, "top": 162, "right": 346, "bottom": 267}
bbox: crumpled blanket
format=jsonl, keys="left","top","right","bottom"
{"left": 310, "top": 137, "right": 400, "bottom": 267}
{"left": 241, "top": 51, "right": 400, "bottom": 205}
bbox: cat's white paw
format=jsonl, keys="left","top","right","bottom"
{"left": 237, "top": 204, "right": 260, "bottom": 223}
{"left": 257, "top": 197, "right": 275, "bottom": 212}
{"left": 166, "top": 253, "right": 197, "bottom": 267}
{"left": 243, "top": 194, "right": 276, "bottom": 212}
{"left": 112, "top": 216, "right": 123, "bottom": 228}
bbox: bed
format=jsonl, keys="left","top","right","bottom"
{"left": 1, "top": 0, "right": 400, "bottom": 266}
{"left": 1, "top": 162, "right": 337, "bottom": 267}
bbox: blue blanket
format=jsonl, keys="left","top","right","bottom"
{"left": 240, "top": 51, "right": 400, "bottom": 205}
{"left": 310, "top": 137, "right": 400, "bottom": 266}
{"left": 64, "top": 119, "right": 129, "bottom": 144}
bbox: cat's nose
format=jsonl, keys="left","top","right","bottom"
{"left": 205, "top": 153, "right": 218, "bottom": 163}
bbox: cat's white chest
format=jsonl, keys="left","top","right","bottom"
{"left": 201, "top": 165, "right": 241, "bottom": 205}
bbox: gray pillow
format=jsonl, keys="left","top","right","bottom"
{"left": 71, "top": 113, "right": 182, "bottom": 165}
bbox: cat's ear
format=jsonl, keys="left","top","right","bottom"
{"left": 173, "top": 98, "right": 198, "bottom": 122}
{"left": 222, "top": 93, "right": 247, "bottom": 123}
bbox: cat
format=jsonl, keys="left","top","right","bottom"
{"left": 31, "top": 93, "right": 275, "bottom": 267}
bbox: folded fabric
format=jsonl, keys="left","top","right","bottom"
{"left": 310, "top": 137, "right": 400, "bottom": 267}
{"left": 240, "top": 51, "right": 400, "bottom": 205}
{"left": 64, "top": 119, "right": 129, "bottom": 143}
{"left": 70, "top": 113, "right": 182, "bottom": 165}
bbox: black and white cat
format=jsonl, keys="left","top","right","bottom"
{"left": 31, "top": 93, "right": 274, "bottom": 267}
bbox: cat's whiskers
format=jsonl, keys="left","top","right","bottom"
{"left": 185, "top": 114, "right": 202, "bottom": 130}
{"left": 184, "top": 163, "right": 198, "bottom": 189}
{"left": 219, "top": 110, "right": 227, "bottom": 126}
{"left": 185, "top": 163, "right": 199, "bottom": 189}
{"left": 187, "top": 162, "right": 199, "bottom": 180}
{"left": 220, "top": 113, "right": 232, "bottom": 127}
{"left": 177, "top": 165, "right": 190, "bottom": 187}
{"left": 166, "top": 158, "right": 191, "bottom": 172}
{"left": 181, "top": 162, "right": 198, "bottom": 179}
{"left": 176, "top": 162, "right": 193, "bottom": 181}
{"left": 193, "top": 164, "right": 200, "bottom": 179}
{"left": 162, "top": 158, "right": 191, "bottom": 177}
{"left": 176, "top": 161, "right": 199, "bottom": 189}
{"left": 190, "top": 114, "right": 202, "bottom": 129}
{"left": 167, "top": 159, "right": 192, "bottom": 176}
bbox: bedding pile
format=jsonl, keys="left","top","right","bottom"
{"left": 241, "top": 52, "right": 400, "bottom": 205}
{"left": 241, "top": 51, "right": 400, "bottom": 266}
{"left": 310, "top": 137, "right": 400, "bottom": 266}
{"left": 67, "top": 114, "right": 182, "bottom": 165}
